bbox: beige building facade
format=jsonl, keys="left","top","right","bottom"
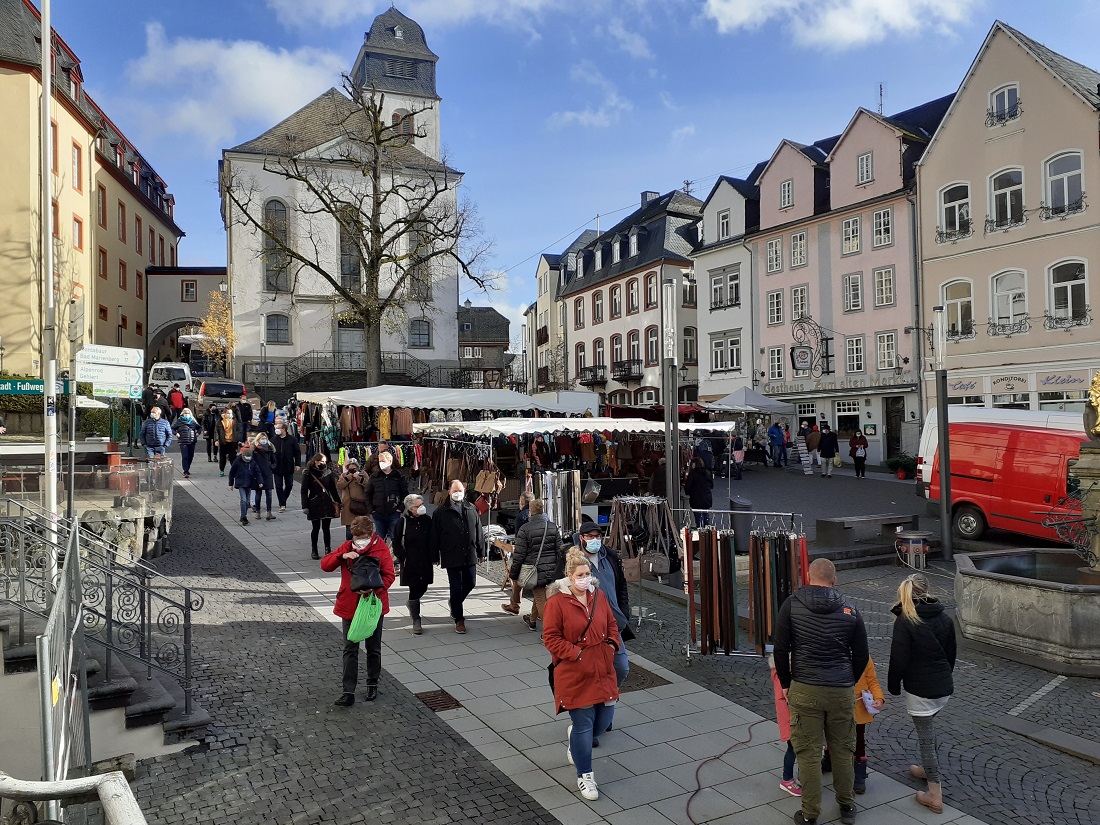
{"left": 916, "top": 21, "right": 1100, "bottom": 412}
{"left": 0, "top": 0, "right": 181, "bottom": 377}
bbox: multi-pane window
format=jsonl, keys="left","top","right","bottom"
{"left": 148, "top": 228, "right": 156, "bottom": 264}
{"left": 1045, "top": 153, "right": 1083, "bottom": 215}
{"left": 628, "top": 330, "right": 641, "bottom": 361}
{"left": 711, "top": 275, "right": 725, "bottom": 308}
{"left": 574, "top": 298, "right": 584, "bottom": 329}
{"left": 576, "top": 343, "right": 586, "bottom": 374}
{"left": 266, "top": 314, "right": 290, "bottom": 344}
{"left": 683, "top": 327, "right": 697, "bottom": 364}
{"left": 612, "top": 241, "right": 620, "bottom": 264}
{"left": 711, "top": 337, "right": 727, "bottom": 371}
{"left": 780, "top": 179, "right": 793, "bottom": 209}
{"left": 594, "top": 338, "right": 605, "bottom": 366}
{"left": 841, "top": 217, "right": 860, "bottom": 254}
{"left": 857, "top": 152, "right": 873, "bottom": 184}
{"left": 645, "top": 273, "right": 658, "bottom": 308}
{"left": 683, "top": 273, "right": 697, "bottom": 306}
{"left": 791, "top": 285, "right": 808, "bottom": 320}
{"left": 727, "top": 270, "right": 740, "bottom": 306}
{"left": 610, "top": 286, "right": 622, "bottom": 318}
{"left": 797, "top": 402, "right": 816, "bottom": 420}
{"left": 118, "top": 261, "right": 127, "bottom": 290}
{"left": 843, "top": 273, "right": 863, "bottom": 311}
{"left": 97, "top": 185, "right": 106, "bottom": 228}
{"left": 717, "top": 210, "right": 730, "bottom": 240}
{"left": 876, "top": 332, "right": 896, "bottom": 370}
{"left": 410, "top": 319, "right": 431, "bottom": 347}
{"left": 991, "top": 169, "right": 1024, "bottom": 228}
{"left": 136, "top": 272, "right": 143, "bottom": 299}
{"left": 593, "top": 291, "right": 604, "bottom": 323}
{"left": 767, "top": 290, "right": 784, "bottom": 325}
{"left": 727, "top": 336, "right": 741, "bottom": 371}
{"left": 873, "top": 267, "right": 894, "bottom": 307}
{"left": 629, "top": 234, "right": 638, "bottom": 257}
{"left": 612, "top": 335, "right": 623, "bottom": 363}
{"left": 628, "top": 280, "right": 639, "bottom": 313}
{"left": 836, "top": 400, "right": 861, "bottom": 415}
{"left": 594, "top": 247, "right": 602, "bottom": 270}
{"left": 263, "top": 200, "right": 290, "bottom": 291}
{"left": 339, "top": 218, "right": 362, "bottom": 292}
{"left": 71, "top": 143, "right": 82, "bottom": 191}
{"left": 873, "top": 208, "right": 892, "bottom": 247}
{"left": 711, "top": 333, "right": 741, "bottom": 371}
{"left": 462, "top": 347, "right": 483, "bottom": 358}
{"left": 181, "top": 280, "right": 197, "bottom": 301}
{"left": 117, "top": 202, "right": 126, "bottom": 242}
{"left": 1050, "top": 260, "right": 1087, "bottom": 320}
{"left": 98, "top": 247, "right": 107, "bottom": 280}
{"left": 767, "top": 238, "right": 782, "bottom": 273}
{"left": 992, "top": 270, "right": 1027, "bottom": 324}
{"left": 646, "top": 327, "right": 659, "bottom": 365}
{"left": 135, "top": 216, "right": 142, "bottom": 254}
{"left": 944, "top": 280, "right": 974, "bottom": 335}
{"left": 989, "top": 84, "right": 1020, "bottom": 125}
{"left": 845, "top": 336, "right": 865, "bottom": 372}
{"left": 790, "top": 232, "right": 806, "bottom": 267}
{"left": 72, "top": 216, "right": 83, "bottom": 251}
{"left": 941, "top": 184, "right": 971, "bottom": 235}
{"left": 768, "top": 346, "right": 784, "bottom": 380}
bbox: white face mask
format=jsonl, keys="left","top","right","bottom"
{"left": 450, "top": 490, "right": 464, "bottom": 503}
{"left": 415, "top": 504, "right": 427, "bottom": 516}
{"left": 352, "top": 537, "right": 370, "bottom": 549}
{"left": 572, "top": 575, "right": 592, "bottom": 592}
{"left": 379, "top": 461, "right": 392, "bottom": 473}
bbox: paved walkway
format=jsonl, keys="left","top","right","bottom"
{"left": 158, "top": 458, "right": 988, "bottom": 825}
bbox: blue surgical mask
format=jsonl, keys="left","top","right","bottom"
{"left": 585, "top": 538, "right": 601, "bottom": 553}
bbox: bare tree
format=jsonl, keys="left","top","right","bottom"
{"left": 221, "top": 78, "right": 493, "bottom": 385}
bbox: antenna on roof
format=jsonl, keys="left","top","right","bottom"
{"left": 878, "top": 83, "right": 884, "bottom": 115}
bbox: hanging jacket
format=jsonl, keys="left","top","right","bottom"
{"left": 887, "top": 599, "right": 956, "bottom": 700}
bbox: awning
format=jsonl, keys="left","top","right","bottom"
{"left": 706, "top": 387, "right": 796, "bottom": 415}
{"left": 296, "top": 385, "right": 574, "bottom": 414}
{"left": 413, "top": 417, "right": 744, "bottom": 437}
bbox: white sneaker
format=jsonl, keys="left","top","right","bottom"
{"left": 566, "top": 724, "right": 574, "bottom": 765}
{"left": 577, "top": 772, "right": 598, "bottom": 801}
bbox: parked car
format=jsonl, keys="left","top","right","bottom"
{"left": 196, "top": 379, "right": 248, "bottom": 410}
{"left": 916, "top": 407, "right": 1085, "bottom": 541}
{"left": 148, "top": 362, "right": 194, "bottom": 395}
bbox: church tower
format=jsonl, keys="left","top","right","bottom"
{"left": 350, "top": 7, "right": 442, "bottom": 160}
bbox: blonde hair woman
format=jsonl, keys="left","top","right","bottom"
{"left": 542, "top": 547, "right": 621, "bottom": 802}
{"left": 887, "top": 574, "right": 956, "bottom": 814}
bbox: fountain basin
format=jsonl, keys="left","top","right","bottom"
{"left": 955, "top": 549, "right": 1100, "bottom": 676}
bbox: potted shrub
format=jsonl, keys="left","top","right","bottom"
{"left": 886, "top": 453, "right": 917, "bottom": 479}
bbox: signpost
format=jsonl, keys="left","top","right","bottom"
{"left": 92, "top": 384, "right": 142, "bottom": 399}
{"left": 75, "top": 363, "right": 142, "bottom": 385}
{"left": 75, "top": 344, "right": 143, "bottom": 368}
{"left": 75, "top": 343, "right": 147, "bottom": 480}
{"left": 0, "top": 379, "right": 71, "bottom": 395}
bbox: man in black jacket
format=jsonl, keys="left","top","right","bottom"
{"left": 430, "top": 480, "right": 484, "bottom": 634}
{"left": 364, "top": 452, "right": 408, "bottom": 544}
{"left": 270, "top": 420, "right": 301, "bottom": 513}
{"left": 774, "top": 558, "right": 868, "bottom": 825}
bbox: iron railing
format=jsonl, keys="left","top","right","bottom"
{"left": 985, "top": 100, "right": 1022, "bottom": 127}
{"left": 578, "top": 365, "right": 608, "bottom": 386}
{"left": 987, "top": 315, "right": 1031, "bottom": 337}
{"left": 1043, "top": 307, "right": 1092, "bottom": 331}
{"left": 934, "top": 220, "right": 973, "bottom": 244}
{"left": 985, "top": 214, "right": 1027, "bottom": 233}
{"left": 1040, "top": 193, "right": 1086, "bottom": 220}
{"left": 612, "top": 359, "right": 644, "bottom": 381}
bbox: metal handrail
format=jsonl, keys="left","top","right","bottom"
{"left": 0, "top": 771, "right": 147, "bottom": 825}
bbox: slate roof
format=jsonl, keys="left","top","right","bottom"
{"left": 558, "top": 190, "right": 702, "bottom": 299}
{"left": 541, "top": 253, "right": 561, "bottom": 268}
{"left": 999, "top": 22, "right": 1100, "bottom": 108}
{"left": 351, "top": 7, "right": 439, "bottom": 101}
{"left": 228, "top": 87, "right": 458, "bottom": 174}
{"left": 365, "top": 8, "right": 438, "bottom": 61}
{"left": 0, "top": 0, "right": 40, "bottom": 67}
{"left": 458, "top": 306, "right": 510, "bottom": 345}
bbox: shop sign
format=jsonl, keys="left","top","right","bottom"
{"left": 863, "top": 423, "right": 877, "bottom": 436}
{"left": 763, "top": 371, "right": 916, "bottom": 395}
{"left": 990, "top": 373, "right": 1029, "bottom": 394}
{"left": 1035, "top": 369, "right": 1090, "bottom": 389}
{"left": 947, "top": 377, "right": 980, "bottom": 396}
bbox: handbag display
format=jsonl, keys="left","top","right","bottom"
{"left": 517, "top": 521, "right": 550, "bottom": 594}
{"left": 349, "top": 553, "right": 384, "bottom": 592}
{"left": 348, "top": 593, "right": 382, "bottom": 642}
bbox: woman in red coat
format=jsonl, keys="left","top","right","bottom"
{"left": 848, "top": 428, "right": 870, "bottom": 479}
{"left": 321, "top": 515, "right": 395, "bottom": 706}
{"left": 543, "top": 547, "right": 622, "bottom": 802}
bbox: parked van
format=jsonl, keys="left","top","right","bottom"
{"left": 916, "top": 407, "right": 1085, "bottom": 541}
{"left": 148, "top": 363, "right": 194, "bottom": 395}
{"left": 196, "top": 379, "right": 247, "bottom": 410}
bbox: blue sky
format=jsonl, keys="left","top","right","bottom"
{"left": 51, "top": 0, "right": 1100, "bottom": 344}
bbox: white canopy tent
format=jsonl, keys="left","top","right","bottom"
{"left": 413, "top": 417, "right": 744, "bottom": 437}
{"left": 706, "top": 387, "right": 796, "bottom": 416}
{"left": 296, "top": 385, "right": 573, "bottom": 414}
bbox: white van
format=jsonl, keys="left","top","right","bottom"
{"left": 148, "top": 362, "right": 194, "bottom": 395}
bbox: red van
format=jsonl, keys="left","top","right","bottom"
{"left": 916, "top": 408, "right": 1085, "bottom": 541}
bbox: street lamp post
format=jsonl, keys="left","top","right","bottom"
{"left": 932, "top": 306, "right": 953, "bottom": 560}
{"left": 662, "top": 276, "right": 680, "bottom": 513}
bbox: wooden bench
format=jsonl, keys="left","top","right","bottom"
{"left": 816, "top": 513, "right": 919, "bottom": 547}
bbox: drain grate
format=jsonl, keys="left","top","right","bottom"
{"left": 620, "top": 662, "right": 672, "bottom": 694}
{"left": 416, "top": 689, "right": 463, "bottom": 712}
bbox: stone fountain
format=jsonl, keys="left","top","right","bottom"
{"left": 954, "top": 369, "right": 1100, "bottom": 676}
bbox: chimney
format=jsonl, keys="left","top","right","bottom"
{"left": 641, "top": 191, "right": 659, "bottom": 208}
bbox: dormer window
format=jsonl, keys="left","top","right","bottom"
{"left": 987, "top": 84, "right": 1021, "bottom": 127}
{"left": 595, "top": 247, "right": 603, "bottom": 270}
{"left": 612, "top": 240, "right": 621, "bottom": 264}
{"left": 717, "top": 209, "right": 730, "bottom": 240}
{"left": 780, "top": 179, "right": 793, "bottom": 209}
{"left": 394, "top": 26, "right": 404, "bottom": 39}
{"left": 857, "top": 152, "right": 873, "bottom": 185}
{"left": 629, "top": 233, "right": 638, "bottom": 257}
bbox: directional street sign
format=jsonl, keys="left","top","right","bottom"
{"left": 75, "top": 344, "right": 144, "bottom": 368}
{"left": 0, "top": 379, "right": 72, "bottom": 395}
{"left": 75, "top": 363, "right": 143, "bottom": 384}
{"left": 92, "top": 383, "right": 142, "bottom": 399}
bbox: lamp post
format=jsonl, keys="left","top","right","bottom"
{"left": 932, "top": 306, "right": 953, "bottom": 560}
{"left": 0, "top": 336, "right": 5, "bottom": 374}
{"left": 662, "top": 275, "right": 680, "bottom": 513}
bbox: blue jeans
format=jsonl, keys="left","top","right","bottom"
{"left": 694, "top": 511, "right": 711, "bottom": 528}
{"left": 145, "top": 446, "right": 165, "bottom": 458}
{"left": 568, "top": 703, "right": 615, "bottom": 775}
{"left": 783, "top": 740, "right": 796, "bottom": 781}
{"left": 179, "top": 442, "right": 196, "bottom": 473}
{"left": 253, "top": 474, "right": 273, "bottom": 512}
{"left": 613, "top": 640, "right": 630, "bottom": 687}
{"left": 237, "top": 488, "right": 251, "bottom": 519}
{"left": 373, "top": 512, "right": 402, "bottom": 544}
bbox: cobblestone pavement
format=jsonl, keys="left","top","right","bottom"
{"left": 121, "top": 489, "right": 557, "bottom": 825}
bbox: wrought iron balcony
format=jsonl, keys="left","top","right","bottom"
{"left": 934, "top": 220, "right": 973, "bottom": 244}
{"left": 985, "top": 214, "right": 1027, "bottom": 234}
{"left": 987, "top": 315, "right": 1030, "bottom": 337}
{"left": 945, "top": 320, "right": 977, "bottom": 342}
{"left": 1043, "top": 307, "right": 1091, "bottom": 331}
{"left": 1039, "top": 194, "right": 1087, "bottom": 221}
{"left": 612, "top": 358, "right": 643, "bottom": 381}
{"left": 536, "top": 326, "right": 549, "bottom": 346}
{"left": 578, "top": 365, "right": 608, "bottom": 386}
{"left": 985, "top": 100, "right": 1022, "bottom": 127}
{"left": 709, "top": 297, "right": 741, "bottom": 312}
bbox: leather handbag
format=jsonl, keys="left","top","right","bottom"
{"left": 474, "top": 494, "right": 490, "bottom": 515}
{"left": 349, "top": 553, "right": 384, "bottom": 592}
{"left": 517, "top": 521, "right": 550, "bottom": 594}
{"left": 349, "top": 497, "right": 370, "bottom": 516}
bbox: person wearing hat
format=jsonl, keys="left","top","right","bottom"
{"left": 337, "top": 456, "right": 370, "bottom": 541}
{"left": 819, "top": 422, "right": 840, "bottom": 478}
{"left": 228, "top": 446, "right": 263, "bottom": 526}
{"left": 576, "top": 521, "right": 634, "bottom": 688}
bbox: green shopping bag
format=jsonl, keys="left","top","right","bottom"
{"left": 348, "top": 593, "right": 382, "bottom": 643}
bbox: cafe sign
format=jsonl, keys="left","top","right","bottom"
{"left": 990, "top": 374, "right": 1029, "bottom": 394}
{"left": 947, "top": 377, "right": 980, "bottom": 396}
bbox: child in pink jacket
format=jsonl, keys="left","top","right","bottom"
{"left": 769, "top": 653, "right": 800, "bottom": 796}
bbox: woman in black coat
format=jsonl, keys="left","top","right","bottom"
{"left": 888, "top": 573, "right": 956, "bottom": 815}
{"left": 392, "top": 493, "right": 436, "bottom": 635}
{"left": 503, "top": 499, "right": 561, "bottom": 630}
{"left": 301, "top": 453, "right": 341, "bottom": 560}
{"left": 683, "top": 457, "right": 714, "bottom": 527}
{"left": 202, "top": 404, "right": 219, "bottom": 463}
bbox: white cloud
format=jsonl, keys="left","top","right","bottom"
{"left": 607, "top": 18, "right": 654, "bottom": 59}
{"left": 659, "top": 90, "right": 681, "bottom": 111}
{"left": 551, "top": 62, "right": 633, "bottom": 128}
{"left": 266, "top": 0, "right": 563, "bottom": 32}
{"left": 671, "top": 124, "right": 696, "bottom": 142}
{"left": 124, "top": 23, "right": 345, "bottom": 149}
{"left": 703, "top": 0, "right": 975, "bottom": 49}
